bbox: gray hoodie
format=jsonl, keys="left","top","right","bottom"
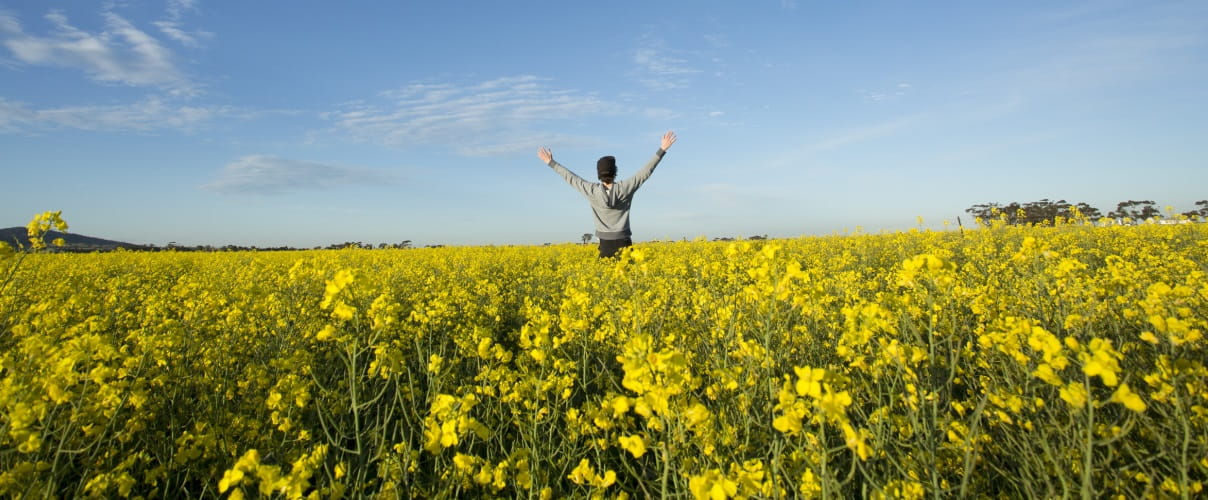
{"left": 547, "top": 149, "right": 666, "bottom": 240}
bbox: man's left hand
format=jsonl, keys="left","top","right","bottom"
{"left": 661, "top": 131, "right": 677, "bottom": 150}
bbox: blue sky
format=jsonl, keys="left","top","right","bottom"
{"left": 2, "top": 1, "right": 1206, "bottom": 247}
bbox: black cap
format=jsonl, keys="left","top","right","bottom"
{"left": 597, "top": 156, "right": 617, "bottom": 179}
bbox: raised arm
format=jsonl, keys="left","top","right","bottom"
{"left": 618, "top": 131, "right": 677, "bottom": 192}
{"left": 538, "top": 146, "right": 593, "bottom": 197}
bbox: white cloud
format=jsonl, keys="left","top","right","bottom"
{"left": 983, "top": 3, "right": 1206, "bottom": 99}
{"left": 324, "top": 75, "right": 618, "bottom": 155}
{"left": 688, "top": 182, "right": 792, "bottom": 213}
{"left": 703, "top": 34, "right": 730, "bottom": 49}
{"left": 708, "top": 111, "right": 725, "bottom": 117}
{"left": 763, "top": 114, "right": 925, "bottom": 170}
{"left": 0, "top": 8, "right": 192, "bottom": 93}
{"left": 633, "top": 45, "right": 701, "bottom": 91}
{"left": 0, "top": 98, "right": 34, "bottom": 132}
{"left": 166, "top": 0, "right": 200, "bottom": 21}
{"left": 157, "top": 0, "right": 211, "bottom": 48}
{"left": 1011, "top": 31, "right": 1203, "bottom": 93}
{"left": 202, "top": 155, "right": 396, "bottom": 195}
{"left": 153, "top": 21, "right": 211, "bottom": 48}
{"left": 0, "top": 11, "right": 18, "bottom": 34}
{"left": 643, "top": 107, "right": 679, "bottom": 120}
{"left": 802, "top": 115, "right": 919, "bottom": 153}
{"left": 0, "top": 96, "right": 232, "bottom": 133}
{"left": 859, "top": 83, "right": 911, "bottom": 102}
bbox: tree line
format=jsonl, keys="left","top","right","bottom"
{"left": 965, "top": 199, "right": 1208, "bottom": 225}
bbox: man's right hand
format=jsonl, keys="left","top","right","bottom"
{"left": 537, "top": 147, "right": 553, "bottom": 164}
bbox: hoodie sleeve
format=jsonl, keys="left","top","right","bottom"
{"left": 617, "top": 148, "right": 666, "bottom": 195}
{"left": 548, "top": 160, "right": 594, "bottom": 198}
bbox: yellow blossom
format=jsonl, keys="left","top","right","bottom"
{"left": 1109, "top": 383, "right": 1147, "bottom": 412}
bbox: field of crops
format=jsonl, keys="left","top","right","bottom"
{"left": 2, "top": 217, "right": 1206, "bottom": 498}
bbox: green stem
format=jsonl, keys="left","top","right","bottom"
{"left": 1080, "top": 376, "right": 1094, "bottom": 500}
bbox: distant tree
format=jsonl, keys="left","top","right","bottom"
{"left": 1070, "top": 202, "right": 1102, "bottom": 219}
{"left": 582, "top": 233, "right": 593, "bottom": 245}
{"left": 1182, "top": 201, "right": 1208, "bottom": 219}
{"left": 1108, "top": 200, "right": 1160, "bottom": 221}
{"left": 1020, "top": 199, "right": 1065, "bottom": 224}
{"left": 967, "top": 200, "right": 1102, "bottom": 225}
{"left": 966, "top": 202, "right": 1002, "bottom": 223}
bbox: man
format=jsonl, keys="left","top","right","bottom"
{"left": 538, "top": 131, "right": 677, "bottom": 258}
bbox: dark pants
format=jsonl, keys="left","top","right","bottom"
{"left": 598, "top": 237, "right": 632, "bottom": 258}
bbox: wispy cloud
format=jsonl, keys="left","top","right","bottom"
{"left": 0, "top": 96, "right": 233, "bottom": 133}
{"left": 632, "top": 40, "right": 701, "bottom": 91}
{"left": 993, "top": 3, "right": 1206, "bottom": 99}
{"left": 166, "top": 0, "right": 200, "bottom": 20}
{"left": 323, "top": 75, "right": 618, "bottom": 155}
{"left": 763, "top": 114, "right": 925, "bottom": 170}
{"left": 1012, "top": 32, "right": 1203, "bottom": 93}
{"left": 0, "top": 8, "right": 193, "bottom": 94}
{"left": 702, "top": 34, "right": 730, "bottom": 49}
{"left": 801, "top": 115, "right": 920, "bottom": 153}
{"left": 858, "top": 83, "right": 911, "bottom": 102}
{"left": 688, "top": 182, "right": 793, "bottom": 213}
{"left": 202, "top": 155, "right": 396, "bottom": 195}
{"left": 153, "top": 21, "right": 210, "bottom": 48}
{"left": 155, "top": 0, "right": 211, "bottom": 48}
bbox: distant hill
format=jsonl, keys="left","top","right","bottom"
{"left": 0, "top": 227, "right": 148, "bottom": 251}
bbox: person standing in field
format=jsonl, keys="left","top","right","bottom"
{"left": 538, "top": 131, "right": 677, "bottom": 258}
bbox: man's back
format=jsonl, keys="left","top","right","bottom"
{"left": 537, "top": 131, "right": 677, "bottom": 256}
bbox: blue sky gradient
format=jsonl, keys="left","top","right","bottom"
{"left": 2, "top": 1, "right": 1206, "bottom": 247}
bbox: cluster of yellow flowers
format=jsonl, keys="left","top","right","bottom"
{"left": 1, "top": 212, "right": 1206, "bottom": 498}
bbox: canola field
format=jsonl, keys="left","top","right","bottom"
{"left": 1, "top": 218, "right": 1206, "bottom": 498}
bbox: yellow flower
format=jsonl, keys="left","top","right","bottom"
{"left": 1109, "top": 383, "right": 1146, "bottom": 412}
{"left": 618, "top": 434, "right": 647, "bottom": 458}
{"left": 689, "top": 468, "right": 738, "bottom": 500}
{"left": 609, "top": 396, "right": 631, "bottom": 417}
{"left": 1032, "top": 363, "right": 1063, "bottom": 386}
{"left": 793, "top": 366, "right": 825, "bottom": 399}
{"left": 773, "top": 413, "right": 802, "bottom": 435}
{"left": 817, "top": 385, "right": 852, "bottom": 421}
{"left": 568, "top": 459, "right": 616, "bottom": 488}
{"left": 841, "top": 422, "right": 872, "bottom": 461}
{"left": 1081, "top": 338, "right": 1121, "bottom": 387}
{"left": 439, "top": 420, "right": 459, "bottom": 447}
{"left": 799, "top": 469, "right": 822, "bottom": 497}
{"left": 315, "top": 324, "right": 336, "bottom": 341}
{"left": 1059, "top": 381, "right": 1088, "bottom": 409}
{"left": 332, "top": 301, "right": 355, "bottom": 320}
{"left": 320, "top": 269, "right": 355, "bottom": 309}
